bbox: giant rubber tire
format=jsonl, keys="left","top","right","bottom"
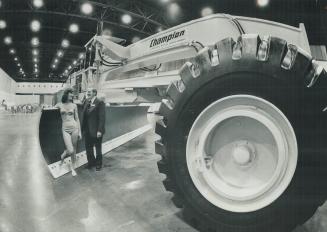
{"left": 155, "top": 35, "right": 327, "bottom": 232}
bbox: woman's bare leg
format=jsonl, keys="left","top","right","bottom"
{"left": 70, "top": 129, "right": 79, "bottom": 176}
{"left": 62, "top": 130, "right": 76, "bottom": 175}
{"left": 59, "top": 150, "right": 67, "bottom": 165}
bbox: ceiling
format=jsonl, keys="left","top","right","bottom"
{"left": 0, "top": 0, "right": 326, "bottom": 83}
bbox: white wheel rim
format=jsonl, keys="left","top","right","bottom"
{"left": 186, "top": 95, "right": 297, "bottom": 213}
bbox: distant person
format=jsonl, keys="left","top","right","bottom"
{"left": 81, "top": 88, "right": 105, "bottom": 171}
{"left": 1, "top": 99, "right": 7, "bottom": 110}
{"left": 55, "top": 88, "right": 82, "bottom": 176}
{"left": 12, "top": 105, "right": 17, "bottom": 114}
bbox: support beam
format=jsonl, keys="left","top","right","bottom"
{"left": 0, "top": 9, "right": 153, "bottom": 36}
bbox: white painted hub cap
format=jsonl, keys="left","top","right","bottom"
{"left": 232, "top": 141, "right": 254, "bottom": 165}
{"left": 186, "top": 95, "right": 298, "bottom": 213}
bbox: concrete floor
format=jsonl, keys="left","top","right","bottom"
{"left": 0, "top": 113, "right": 326, "bottom": 232}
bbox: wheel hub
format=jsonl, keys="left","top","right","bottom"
{"left": 232, "top": 141, "right": 254, "bottom": 166}
{"left": 186, "top": 95, "right": 298, "bottom": 213}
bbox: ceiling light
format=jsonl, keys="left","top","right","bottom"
{"left": 34, "top": 63, "right": 38, "bottom": 67}
{"left": 14, "top": 57, "right": 18, "bottom": 61}
{"left": 81, "top": 2, "right": 93, "bottom": 15}
{"left": 64, "top": 70, "right": 68, "bottom": 73}
{"left": 54, "top": 58, "right": 58, "bottom": 63}
{"left": 57, "top": 50, "right": 63, "bottom": 57}
{"left": 102, "top": 29, "right": 112, "bottom": 36}
{"left": 35, "top": 68, "right": 38, "bottom": 72}
{"left": 33, "top": 58, "right": 38, "bottom": 63}
{"left": 69, "top": 23, "right": 79, "bottom": 33}
{"left": 132, "top": 36, "right": 140, "bottom": 43}
{"left": 4, "top": 36, "right": 12, "bottom": 45}
{"left": 52, "top": 64, "right": 56, "bottom": 69}
{"left": 257, "top": 0, "right": 269, "bottom": 7}
{"left": 30, "top": 20, "right": 41, "bottom": 32}
{"left": 61, "top": 39, "right": 70, "bottom": 48}
{"left": 17, "top": 63, "right": 21, "bottom": 67}
{"left": 33, "top": 0, "right": 44, "bottom": 8}
{"left": 0, "top": 20, "right": 6, "bottom": 29}
{"left": 201, "top": 7, "right": 214, "bottom": 17}
{"left": 79, "top": 53, "right": 84, "bottom": 59}
{"left": 121, "top": 14, "right": 132, "bottom": 24}
{"left": 9, "top": 49, "right": 15, "bottom": 54}
{"left": 32, "top": 49, "right": 39, "bottom": 56}
{"left": 73, "top": 60, "right": 77, "bottom": 65}
{"left": 168, "top": 3, "right": 181, "bottom": 20}
{"left": 31, "top": 37, "right": 39, "bottom": 46}
{"left": 68, "top": 65, "right": 72, "bottom": 70}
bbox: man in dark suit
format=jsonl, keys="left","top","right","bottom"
{"left": 82, "top": 88, "right": 106, "bottom": 171}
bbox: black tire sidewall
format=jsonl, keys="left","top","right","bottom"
{"left": 166, "top": 71, "right": 319, "bottom": 230}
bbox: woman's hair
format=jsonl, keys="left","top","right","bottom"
{"left": 61, "top": 88, "right": 74, "bottom": 103}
